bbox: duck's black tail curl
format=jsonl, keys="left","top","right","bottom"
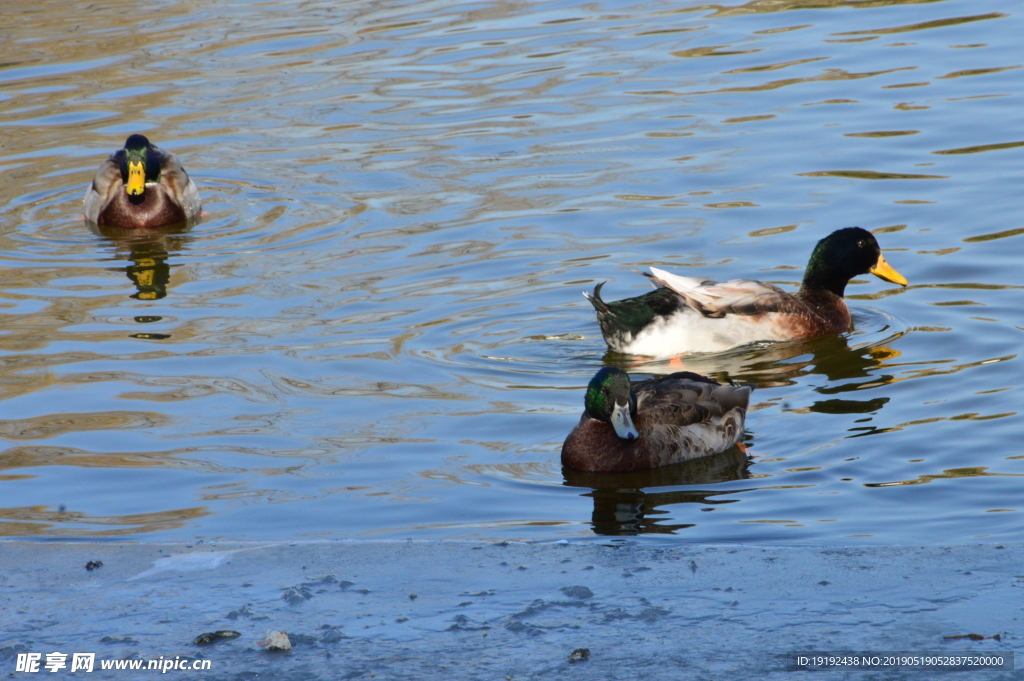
{"left": 583, "top": 282, "right": 611, "bottom": 314}
{"left": 584, "top": 281, "right": 688, "bottom": 348}
{"left": 584, "top": 282, "right": 622, "bottom": 343}
{"left": 584, "top": 282, "right": 623, "bottom": 348}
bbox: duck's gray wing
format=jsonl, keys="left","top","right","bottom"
{"left": 635, "top": 374, "right": 751, "bottom": 426}
{"left": 646, "top": 267, "right": 804, "bottom": 318}
{"left": 152, "top": 144, "right": 201, "bottom": 218}
{"left": 83, "top": 151, "right": 124, "bottom": 222}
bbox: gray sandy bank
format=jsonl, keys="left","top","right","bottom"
{"left": 1, "top": 540, "right": 1021, "bottom": 679}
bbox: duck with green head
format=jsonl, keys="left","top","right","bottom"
{"left": 84, "top": 134, "right": 201, "bottom": 229}
{"left": 562, "top": 367, "right": 751, "bottom": 473}
{"left": 586, "top": 227, "right": 907, "bottom": 357}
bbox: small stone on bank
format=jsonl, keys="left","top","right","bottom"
{"left": 257, "top": 630, "right": 292, "bottom": 651}
{"left": 194, "top": 630, "right": 241, "bottom": 645}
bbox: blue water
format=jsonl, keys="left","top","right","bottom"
{"left": 0, "top": 0, "right": 1021, "bottom": 543}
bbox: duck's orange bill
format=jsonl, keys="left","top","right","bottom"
{"left": 869, "top": 255, "right": 908, "bottom": 286}
{"left": 126, "top": 160, "right": 146, "bottom": 196}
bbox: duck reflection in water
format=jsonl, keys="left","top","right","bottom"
{"left": 563, "top": 446, "right": 753, "bottom": 536}
{"left": 91, "top": 222, "right": 192, "bottom": 300}
{"left": 607, "top": 330, "right": 903, "bottom": 417}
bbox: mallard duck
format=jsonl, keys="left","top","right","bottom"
{"left": 84, "top": 134, "right": 201, "bottom": 228}
{"left": 561, "top": 367, "right": 751, "bottom": 473}
{"left": 586, "top": 227, "right": 907, "bottom": 357}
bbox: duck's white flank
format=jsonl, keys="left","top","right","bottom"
{"left": 606, "top": 266, "right": 799, "bottom": 357}
{"left": 614, "top": 308, "right": 791, "bottom": 356}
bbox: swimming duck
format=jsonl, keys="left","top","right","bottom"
{"left": 586, "top": 227, "right": 907, "bottom": 357}
{"left": 561, "top": 367, "right": 751, "bottom": 473}
{"left": 84, "top": 134, "right": 201, "bottom": 228}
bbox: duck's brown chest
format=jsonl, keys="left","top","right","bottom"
{"left": 99, "top": 186, "right": 187, "bottom": 229}
{"left": 797, "top": 291, "right": 853, "bottom": 337}
{"left": 561, "top": 417, "right": 656, "bottom": 473}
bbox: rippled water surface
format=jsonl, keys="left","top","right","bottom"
{"left": 2, "top": 0, "right": 1022, "bottom": 543}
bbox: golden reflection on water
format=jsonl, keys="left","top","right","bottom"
{"left": 0, "top": 411, "right": 167, "bottom": 439}
{"left": 834, "top": 12, "right": 1007, "bottom": 36}
{"left": 798, "top": 170, "right": 948, "bottom": 180}
{"left": 865, "top": 466, "right": 1024, "bottom": 488}
{"left": 0, "top": 445, "right": 252, "bottom": 474}
{"left": 0, "top": 505, "right": 209, "bottom": 537}
{"left": 702, "top": 0, "right": 970, "bottom": 17}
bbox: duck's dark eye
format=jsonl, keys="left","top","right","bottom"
{"left": 857, "top": 239, "right": 866, "bottom": 248}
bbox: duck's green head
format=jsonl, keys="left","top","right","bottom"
{"left": 803, "top": 226, "right": 908, "bottom": 297}
{"left": 584, "top": 367, "right": 639, "bottom": 440}
{"left": 119, "top": 134, "right": 159, "bottom": 198}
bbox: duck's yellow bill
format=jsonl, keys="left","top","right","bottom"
{"left": 126, "top": 160, "right": 145, "bottom": 196}
{"left": 870, "top": 255, "right": 908, "bottom": 286}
